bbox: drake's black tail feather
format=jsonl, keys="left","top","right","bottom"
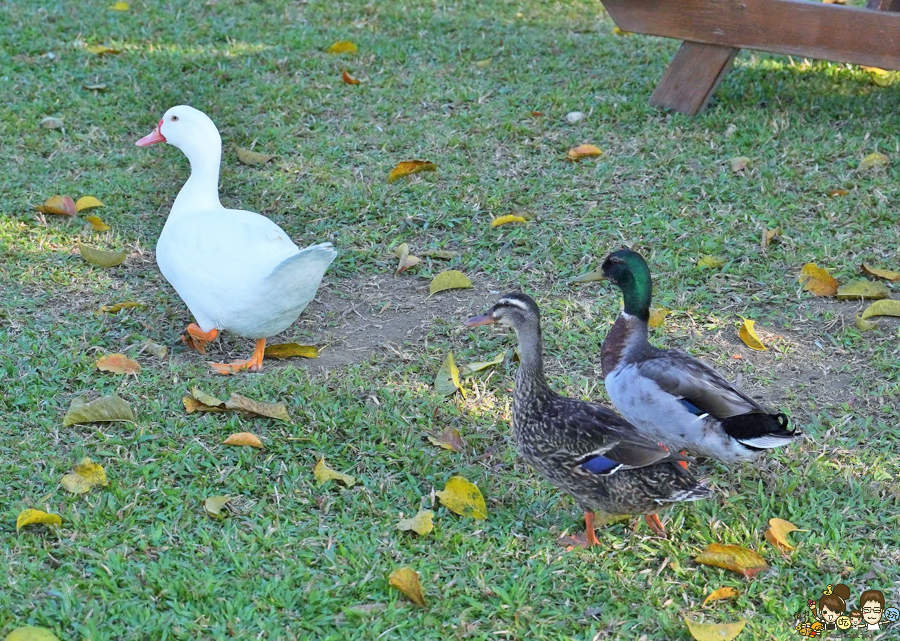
{"left": 722, "top": 412, "right": 800, "bottom": 451}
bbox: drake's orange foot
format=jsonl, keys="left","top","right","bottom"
{"left": 209, "top": 339, "right": 266, "bottom": 375}
{"left": 644, "top": 513, "right": 668, "bottom": 538}
{"left": 678, "top": 450, "right": 689, "bottom": 470}
{"left": 182, "top": 323, "right": 219, "bottom": 354}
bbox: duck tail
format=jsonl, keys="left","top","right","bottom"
{"left": 721, "top": 412, "right": 800, "bottom": 450}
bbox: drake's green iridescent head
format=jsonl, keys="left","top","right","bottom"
{"left": 601, "top": 249, "right": 652, "bottom": 321}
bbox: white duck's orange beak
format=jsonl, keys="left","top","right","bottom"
{"left": 135, "top": 119, "right": 165, "bottom": 146}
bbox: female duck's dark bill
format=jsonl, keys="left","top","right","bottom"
{"left": 464, "top": 313, "right": 495, "bottom": 327}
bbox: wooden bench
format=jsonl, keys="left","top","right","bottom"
{"left": 602, "top": 0, "right": 900, "bottom": 114}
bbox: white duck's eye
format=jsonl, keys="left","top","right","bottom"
{"left": 170, "top": 115, "right": 179, "bottom": 122}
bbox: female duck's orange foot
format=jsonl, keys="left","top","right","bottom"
{"left": 558, "top": 512, "right": 602, "bottom": 549}
{"left": 182, "top": 324, "right": 219, "bottom": 354}
{"left": 644, "top": 513, "right": 668, "bottom": 538}
{"left": 679, "top": 451, "right": 689, "bottom": 470}
{"left": 209, "top": 339, "right": 266, "bottom": 375}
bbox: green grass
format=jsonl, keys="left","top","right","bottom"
{"left": 2, "top": 0, "right": 900, "bottom": 638}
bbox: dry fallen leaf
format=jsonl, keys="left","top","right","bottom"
{"left": 96, "top": 353, "right": 141, "bottom": 375}
{"left": 83, "top": 83, "right": 108, "bottom": 91}
{"left": 86, "top": 44, "right": 122, "bottom": 55}
{"left": 427, "top": 427, "right": 466, "bottom": 451}
{"left": 684, "top": 618, "right": 746, "bottom": 641}
{"left": 35, "top": 195, "right": 76, "bottom": 216}
{"left": 738, "top": 319, "right": 767, "bottom": 351}
{"left": 799, "top": 263, "right": 838, "bottom": 296}
{"left": 567, "top": 144, "right": 603, "bottom": 161}
{"left": 224, "top": 432, "right": 264, "bottom": 448}
{"left": 4, "top": 626, "right": 61, "bottom": 641}
{"left": 434, "top": 352, "right": 462, "bottom": 396}
{"left": 855, "top": 314, "right": 879, "bottom": 332}
{"left": 397, "top": 509, "right": 434, "bottom": 536}
{"left": 388, "top": 160, "right": 436, "bottom": 183}
{"left": 41, "top": 117, "right": 64, "bottom": 130}
{"left": 314, "top": 458, "right": 356, "bottom": 487}
{"left": 648, "top": 307, "right": 668, "bottom": 328}
{"left": 475, "top": 58, "right": 492, "bottom": 67}
{"left": 860, "top": 152, "right": 889, "bottom": 170}
{"left": 264, "top": 343, "right": 319, "bottom": 359}
{"left": 421, "top": 249, "right": 456, "bottom": 260}
{"left": 327, "top": 40, "right": 357, "bottom": 54}
{"left": 141, "top": 340, "right": 167, "bottom": 359}
{"left": 428, "top": 270, "right": 473, "bottom": 298}
{"left": 861, "top": 263, "right": 900, "bottom": 281}
{"left": 729, "top": 156, "right": 751, "bottom": 172}
{"left": 764, "top": 518, "right": 802, "bottom": 552}
{"left": 225, "top": 394, "right": 290, "bottom": 421}
{"left": 75, "top": 196, "right": 104, "bottom": 212}
{"left": 84, "top": 215, "right": 110, "bottom": 231}
{"left": 436, "top": 476, "right": 487, "bottom": 520}
{"left": 458, "top": 351, "right": 505, "bottom": 376}
{"left": 395, "top": 243, "right": 421, "bottom": 274}
{"left": 78, "top": 242, "right": 127, "bottom": 268}
{"left": 703, "top": 587, "right": 739, "bottom": 606}
{"left": 389, "top": 567, "right": 427, "bottom": 606}
{"left": 760, "top": 227, "right": 782, "bottom": 249}
{"left": 63, "top": 395, "right": 135, "bottom": 426}
{"left": 491, "top": 214, "right": 527, "bottom": 228}
{"left": 16, "top": 509, "right": 62, "bottom": 531}
{"left": 98, "top": 301, "right": 142, "bottom": 313}
{"left": 109, "top": 1, "right": 129, "bottom": 9}
{"left": 235, "top": 147, "right": 274, "bottom": 165}
{"left": 612, "top": 26, "right": 632, "bottom": 35}
{"left": 342, "top": 70, "right": 360, "bottom": 85}
{"left": 828, "top": 188, "right": 849, "bottom": 197}
{"left": 61, "top": 457, "right": 109, "bottom": 495}
{"left": 836, "top": 280, "right": 890, "bottom": 300}
{"left": 860, "top": 299, "right": 900, "bottom": 320}
{"left": 204, "top": 495, "right": 231, "bottom": 517}
{"left": 695, "top": 543, "right": 769, "bottom": 578}
{"left": 571, "top": 269, "right": 604, "bottom": 283}
{"left": 698, "top": 255, "right": 726, "bottom": 270}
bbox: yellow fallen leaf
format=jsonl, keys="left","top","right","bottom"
{"left": 427, "top": 427, "right": 465, "bottom": 451}
{"left": 860, "top": 152, "right": 889, "bottom": 170}
{"left": 84, "top": 215, "right": 110, "bottom": 231}
{"left": 760, "top": 227, "right": 781, "bottom": 249}
{"left": 235, "top": 147, "right": 274, "bottom": 165}
{"left": 836, "top": 280, "right": 890, "bottom": 300}
{"left": 861, "top": 263, "right": 900, "bottom": 281}
{"left": 421, "top": 249, "right": 456, "bottom": 260}
{"left": 342, "top": 70, "right": 360, "bottom": 85}
{"left": 96, "top": 353, "right": 141, "bottom": 375}
{"left": 41, "top": 117, "right": 64, "bottom": 130}
{"left": 475, "top": 58, "right": 492, "bottom": 67}
{"left": 571, "top": 269, "right": 604, "bottom": 283}
{"left": 60, "top": 457, "right": 109, "bottom": 495}
{"left": 97, "top": 301, "right": 142, "bottom": 313}
{"left": 828, "top": 188, "right": 849, "bottom": 197}
{"left": 855, "top": 314, "right": 878, "bottom": 332}
{"left": 694, "top": 543, "right": 769, "bottom": 578}
{"left": 860, "top": 299, "right": 900, "bottom": 320}
{"left": 314, "top": 458, "right": 356, "bottom": 487}
{"left": 395, "top": 242, "right": 420, "bottom": 274}
{"left": 16, "top": 509, "right": 62, "bottom": 531}
{"left": 799, "top": 263, "right": 838, "bottom": 296}
{"left": 434, "top": 352, "right": 462, "bottom": 396}
{"left": 698, "top": 255, "right": 726, "bottom": 270}
{"left": 436, "top": 476, "right": 487, "bottom": 520}
{"left": 223, "top": 432, "right": 264, "bottom": 448}
{"left": 63, "top": 395, "right": 135, "bottom": 426}
{"left": 78, "top": 242, "right": 127, "bottom": 268}
{"left": 264, "top": 343, "right": 318, "bottom": 359}
{"left": 388, "top": 160, "right": 436, "bottom": 183}
{"left": 612, "top": 26, "right": 632, "bottom": 35}
{"left": 491, "top": 214, "right": 527, "bottom": 228}
{"left": 204, "top": 495, "right": 231, "bottom": 517}
{"left": 567, "top": 144, "right": 603, "bottom": 161}
{"left": 35, "top": 195, "right": 76, "bottom": 216}
{"left": 75, "top": 196, "right": 104, "bottom": 212}
{"left": 86, "top": 44, "right": 122, "bottom": 55}
{"left": 225, "top": 394, "right": 290, "bottom": 421}
{"left": 142, "top": 340, "right": 167, "bottom": 359}
{"left": 764, "top": 518, "right": 802, "bottom": 552}
{"left": 458, "top": 351, "right": 505, "bottom": 376}
{"left": 684, "top": 618, "right": 746, "bottom": 641}
{"left": 648, "top": 307, "right": 668, "bottom": 328}
{"left": 327, "top": 40, "right": 357, "bottom": 54}
{"left": 703, "top": 587, "right": 739, "bottom": 606}
{"left": 109, "top": 1, "right": 129, "bottom": 9}
{"left": 183, "top": 396, "right": 226, "bottom": 413}
{"left": 729, "top": 156, "right": 751, "bottom": 172}
{"left": 738, "top": 319, "right": 767, "bottom": 351}
{"left": 397, "top": 509, "right": 434, "bottom": 536}
{"left": 388, "top": 567, "right": 426, "bottom": 606}
{"left": 428, "top": 270, "right": 473, "bottom": 298}
{"left": 4, "top": 626, "right": 61, "bottom": 641}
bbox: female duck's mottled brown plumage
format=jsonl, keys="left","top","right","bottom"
{"left": 465, "top": 292, "right": 710, "bottom": 545}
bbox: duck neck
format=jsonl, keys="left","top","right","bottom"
{"left": 601, "top": 312, "right": 649, "bottom": 376}
{"left": 171, "top": 139, "right": 223, "bottom": 216}
{"left": 513, "top": 322, "right": 551, "bottom": 405}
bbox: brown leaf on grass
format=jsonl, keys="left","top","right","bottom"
{"left": 191, "top": 387, "right": 226, "bottom": 407}
{"left": 764, "top": 518, "right": 803, "bottom": 552}
{"left": 434, "top": 352, "right": 462, "bottom": 396}
{"left": 16, "top": 509, "right": 62, "bottom": 531}
{"left": 98, "top": 301, "right": 143, "bottom": 313}
{"left": 828, "top": 188, "right": 849, "bottom": 197}
{"left": 729, "top": 156, "right": 751, "bottom": 172}
{"left": 327, "top": 40, "right": 357, "bottom": 54}
{"left": 397, "top": 509, "right": 434, "bottom": 536}
{"left": 395, "top": 243, "right": 420, "bottom": 274}
{"left": 61, "top": 457, "right": 109, "bottom": 495}
{"left": 342, "top": 70, "right": 360, "bottom": 85}
{"left": 63, "top": 395, "right": 135, "bottom": 426}
{"left": 78, "top": 242, "right": 127, "bottom": 267}
{"left": 75, "top": 196, "right": 104, "bottom": 212}
{"left": 141, "top": 340, "right": 167, "bottom": 359}
{"left": 428, "top": 270, "right": 473, "bottom": 298}
{"left": 86, "top": 44, "right": 122, "bottom": 55}
{"left": 314, "top": 458, "right": 356, "bottom": 487}
{"left": 225, "top": 394, "right": 290, "bottom": 421}
{"left": 264, "top": 343, "right": 319, "bottom": 359}
{"left": 648, "top": 307, "right": 668, "bottom": 328}
{"left": 698, "top": 255, "right": 726, "bottom": 270}
{"left": 204, "top": 495, "right": 231, "bottom": 517}
{"left": 836, "top": 280, "right": 891, "bottom": 300}
{"left": 458, "top": 351, "right": 505, "bottom": 376}
{"left": 491, "top": 214, "right": 527, "bottom": 228}
{"left": 41, "top": 117, "right": 64, "bottom": 130}
{"left": 695, "top": 543, "right": 769, "bottom": 578}
{"left": 388, "top": 160, "right": 436, "bottom": 183}
{"left": 427, "top": 427, "right": 466, "bottom": 451}
{"left": 859, "top": 152, "right": 889, "bottom": 170}
{"left": 436, "top": 476, "right": 487, "bottom": 520}
{"left": 702, "top": 587, "right": 739, "bottom": 606}
{"left": 760, "top": 227, "right": 782, "bottom": 249}
{"left": 224, "top": 432, "right": 264, "bottom": 448}
{"left": 684, "top": 618, "right": 746, "bottom": 641}
{"left": 567, "top": 144, "right": 603, "bottom": 161}
{"left": 84, "top": 215, "right": 110, "bottom": 231}
{"left": 799, "top": 263, "right": 838, "bottom": 296}
{"left": 860, "top": 299, "right": 900, "bottom": 320}
{"left": 35, "top": 195, "right": 76, "bottom": 216}
{"left": 388, "top": 567, "right": 427, "bottom": 606}
{"left": 571, "top": 269, "right": 604, "bottom": 283}
{"left": 861, "top": 263, "right": 900, "bottom": 281}
{"left": 235, "top": 147, "right": 274, "bottom": 165}
{"left": 5, "top": 626, "right": 61, "bottom": 641}
{"left": 96, "top": 353, "right": 141, "bottom": 375}
{"left": 738, "top": 319, "right": 767, "bottom": 351}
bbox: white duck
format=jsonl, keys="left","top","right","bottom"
{"left": 136, "top": 105, "right": 336, "bottom": 374}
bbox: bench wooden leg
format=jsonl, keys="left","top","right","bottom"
{"left": 649, "top": 41, "right": 739, "bottom": 115}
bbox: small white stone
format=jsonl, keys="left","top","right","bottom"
{"left": 566, "top": 111, "right": 585, "bottom": 124}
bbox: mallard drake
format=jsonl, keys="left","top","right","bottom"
{"left": 465, "top": 292, "right": 710, "bottom": 545}
{"left": 599, "top": 248, "right": 799, "bottom": 462}
{"left": 136, "top": 106, "right": 336, "bottom": 374}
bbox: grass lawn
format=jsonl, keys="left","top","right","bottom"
{"left": 2, "top": 0, "right": 900, "bottom": 638}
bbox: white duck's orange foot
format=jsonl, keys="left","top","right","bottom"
{"left": 209, "top": 339, "right": 266, "bottom": 375}
{"left": 182, "top": 324, "right": 219, "bottom": 354}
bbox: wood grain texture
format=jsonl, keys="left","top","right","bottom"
{"left": 649, "top": 41, "right": 738, "bottom": 115}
